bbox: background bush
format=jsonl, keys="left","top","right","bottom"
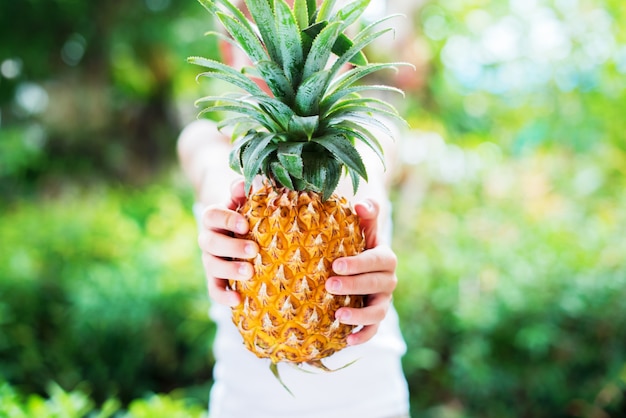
{"left": 1, "top": 0, "right": 625, "bottom": 417}
{"left": 0, "top": 184, "right": 214, "bottom": 405}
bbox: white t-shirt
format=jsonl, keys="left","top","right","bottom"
{"left": 194, "top": 203, "right": 410, "bottom": 418}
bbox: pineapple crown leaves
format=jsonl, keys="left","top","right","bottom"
{"left": 190, "top": 0, "right": 413, "bottom": 200}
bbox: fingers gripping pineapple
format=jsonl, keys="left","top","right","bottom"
{"left": 189, "top": 0, "right": 408, "bottom": 378}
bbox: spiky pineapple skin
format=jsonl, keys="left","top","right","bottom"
{"left": 230, "top": 184, "right": 365, "bottom": 364}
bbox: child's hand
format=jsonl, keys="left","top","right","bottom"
{"left": 197, "top": 180, "right": 257, "bottom": 306}
{"left": 326, "top": 199, "right": 398, "bottom": 346}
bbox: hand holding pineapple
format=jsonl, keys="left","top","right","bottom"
{"left": 196, "top": 176, "right": 398, "bottom": 346}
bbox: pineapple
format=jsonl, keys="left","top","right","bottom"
{"left": 189, "top": 0, "right": 407, "bottom": 378}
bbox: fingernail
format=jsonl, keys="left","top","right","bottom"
{"left": 327, "top": 279, "right": 342, "bottom": 293}
{"left": 333, "top": 260, "right": 346, "bottom": 274}
{"left": 244, "top": 243, "right": 257, "bottom": 257}
{"left": 238, "top": 263, "right": 252, "bottom": 278}
{"left": 336, "top": 309, "right": 351, "bottom": 321}
{"left": 236, "top": 220, "right": 247, "bottom": 234}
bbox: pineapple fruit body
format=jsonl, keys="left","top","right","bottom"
{"left": 231, "top": 184, "right": 365, "bottom": 364}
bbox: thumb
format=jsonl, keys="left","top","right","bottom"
{"left": 354, "top": 199, "right": 380, "bottom": 249}
{"left": 228, "top": 178, "right": 247, "bottom": 210}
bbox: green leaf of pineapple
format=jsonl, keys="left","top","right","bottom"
{"left": 321, "top": 158, "right": 342, "bottom": 200}
{"left": 190, "top": 56, "right": 267, "bottom": 96}
{"left": 316, "top": 0, "right": 337, "bottom": 23}
{"left": 254, "top": 60, "right": 296, "bottom": 104}
{"left": 295, "top": 70, "right": 330, "bottom": 116}
{"left": 326, "top": 110, "right": 396, "bottom": 141}
{"left": 229, "top": 131, "right": 257, "bottom": 173}
{"left": 212, "top": 0, "right": 256, "bottom": 34}
{"left": 242, "top": 133, "right": 278, "bottom": 193}
{"left": 328, "top": 27, "right": 394, "bottom": 82}
{"left": 326, "top": 102, "right": 406, "bottom": 129}
{"left": 321, "top": 84, "right": 404, "bottom": 114}
{"left": 306, "top": 0, "right": 316, "bottom": 23}
{"left": 348, "top": 165, "right": 361, "bottom": 195}
{"left": 196, "top": 100, "right": 277, "bottom": 132}
{"left": 277, "top": 152, "right": 304, "bottom": 179}
{"left": 244, "top": 0, "right": 283, "bottom": 66}
{"left": 293, "top": 0, "right": 309, "bottom": 32}
{"left": 300, "top": 152, "right": 327, "bottom": 193}
{"left": 257, "top": 97, "right": 295, "bottom": 131}
{"left": 311, "top": 134, "right": 367, "bottom": 182}
{"left": 215, "top": 12, "right": 268, "bottom": 64}
{"left": 270, "top": 162, "right": 295, "bottom": 189}
{"left": 302, "top": 22, "right": 367, "bottom": 66}
{"left": 329, "top": 62, "right": 405, "bottom": 92}
{"left": 332, "top": 0, "right": 370, "bottom": 31}
{"left": 327, "top": 121, "right": 385, "bottom": 169}
{"left": 288, "top": 115, "right": 319, "bottom": 140}
{"left": 353, "top": 12, "right": 402, "bottom": 44}
{"left": 302, "top": 21, "right": 341, "bottom": 81}
{"left": 275, "top": 0, "right": 304, "bottom": 86}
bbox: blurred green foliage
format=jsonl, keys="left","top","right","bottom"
{"left": 0, "top": 184, "right": 214, "bottom": 405}
{"left": 1, "top": 0, "right": 626, "bottom": 417}
{"left": 0, "top": 0, "right": 217, "bottom": 193}
{"left": 403, "top": 0, "right": 626, "bottom": 152}
{"left": 393, "top": 147, "right": 626, "bottom": 417}
{"left": 0, "top": 381, "right": 207, "bottom": 418}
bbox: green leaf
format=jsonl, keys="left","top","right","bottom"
{"left": 321, "top": 158, "right": 342, "bottom": 200}
{"left": 311, "top": 134, "right": 367, "bottom": 181}
{"left": 270, "top": 363, "right": 294, "bottom": 397}
{"left": 329, "top": 62, "right": 405, "bottom": 92}
{"left": 257, "top": 97, "right": 295, "bottom": 131}
{"left": 217, "top": 115, "right": 259, "bottom": 136}
{"left": 229, "top": 131, "right": 257, "bottom": 172}
{"left": 321, "top": 84, "right": 405, "bottom": 113}
{"left": 197, "top": 0, "right": 219, "bottom": 15}
{"left": 348, "top": 165, "right": 361, "bottom": 194}
{"left": 213, "top": 0, "right": 257, "bottom": 34}
{"left": 270, "top": 162, "right": 295, "bottom": 189}
{"left": 275, "top": 0, "right": 304, "bottom": 86}
{"left": 332, "top": 34, "right": 368, "bottom": 66}
{"left": 242, "top": 133, "right": 278, "bottom": 192}
{"left": 332, "top": 0, "right": 370, "bottom": 31}
{"left": 300, "top": 152, "right": 327, "bottom": 193}
{"left": 217, "top": 116, "right": 253, "bottom": 130}
{"left": 294, "top": 0, "right": 309, "bottom": 32}
{"left": 203, "top": 30, "right": 238, "bottom": 48}
{"left": 296, "top": 152, "right": 342, "bottom": 199}
{"left": 326, "top": 110, "right": 396, "bottom": 141}
{"left": 244, "top": 0, "right": 283, "bottom": 65}
{"left": 277, "top": 148, "right": 304, "bottom": 178}
{"left": 189, "top": 56, "right": 267, "bottom": 96}
{"left": 196, "top": 101, "right": 277, "bottom": 132}
{"left": 353, "top": 13, "right": 402, "bottom": 44}
{"left": 254, "top": 61, "right": 296, "bottom": 104}
{"left": 215, "top": 12, "right": 268, "bottom": 64}
{"left": 326, "top": 103, "right": 407, "bottom": 129}
{"left": 317, "top": 0, "right": 337, "bottom": 22}
{"left": 302, "top": 22, "right": 367, "bottom": 66}
{"left": 328, "top": 27, "right": 394, "bottom": 81}
{"left": 295, "top": 70, "right": 330, "bottom": 116}
{"left": 306, "top": 0, "right": 316, "bottom": 24}
{"left": 288, "top": 115, "right": 319, "bottom": 140}
{"left": 326, "top": 96, "right": 400, "bottom": 116}
{"left": 328, "top": 121, "right": 385, "bottom": 169}
{"left": 302, "top": 21, "right": 341, "bottom": 81}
